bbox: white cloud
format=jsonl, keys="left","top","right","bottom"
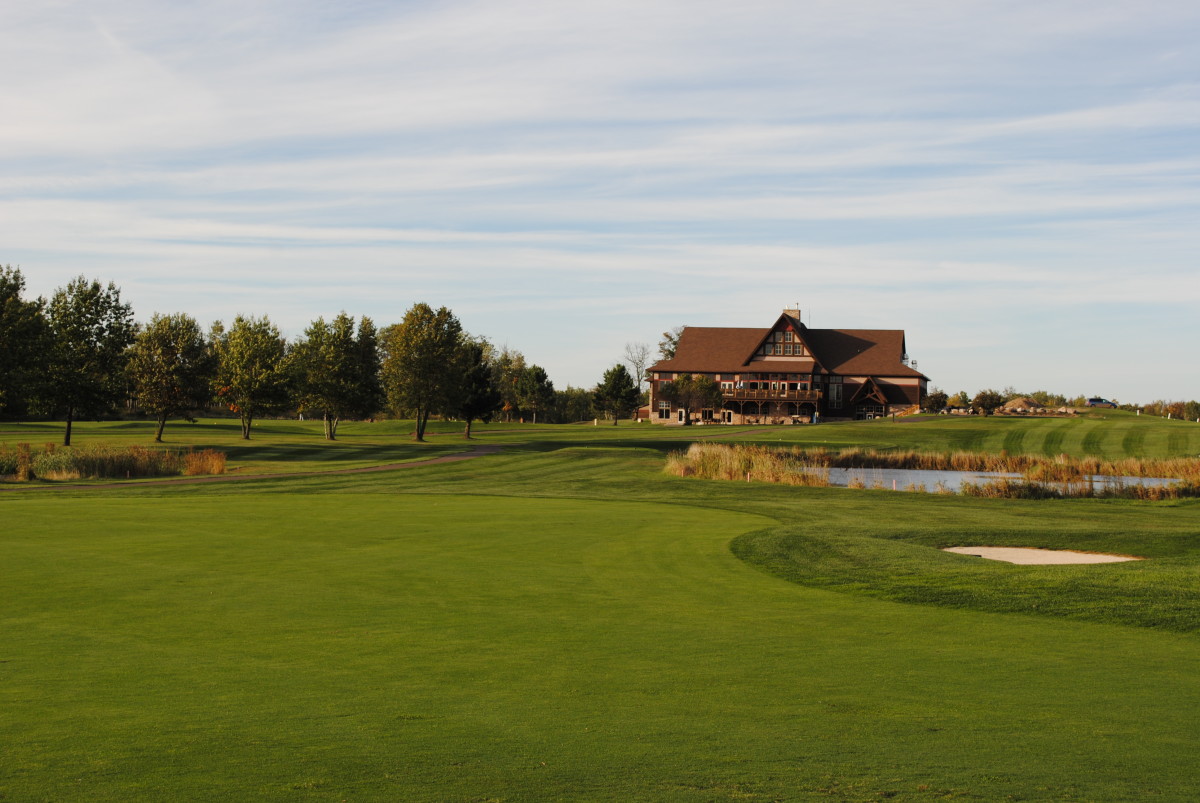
{"left": 2, "top": 0, "right": 1199, "bottom": 399}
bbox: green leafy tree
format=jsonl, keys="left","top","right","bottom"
{"left": 949, "top": 390, "right": 971, "bottom": 408}
{"left": 493, "top": 346, "right": 527, "bottom": 422}
{"left": 516, "top": 365, "right": 554, "bottom": 424}
{"left": 657, "top": 325, "right": 685, "bottom": 360}
{"left": 381, "top": 303, "right": 464, "bottom": 442}
{"left": 127, "top": 313, "right": 215, "bottom": 442}
{"left": 0, "top": 266, "right": 49, "bottom": 418}
{"left": 924, "top": 387, "right": 948, "bottom": 413}
{"left": 212, "top": 315, "right": 291, "bottom": 439}
{"left": 451, "top": 339, "right": 502, "bottom": 439}
{"left": 972, "top": 388, "right": 1005, "bottom": 415}
{"left": 593, "top": 363, "right": 640, "bottom": 425}
{"left": 1027, "top": 390, "right": 1067, "bottom": 408}
{"left": 660, "top": 373, "right": 722, "bottom": 425}
{"left": 42, "top": 276, "right": 136, "bottom": 445}
{"left": 290, "top": 313, "right": 381, "bottom": 440}
{"left": 553, "top": 386, "right": 596, "bottom": 423}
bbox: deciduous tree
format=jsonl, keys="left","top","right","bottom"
{"left": 449, "top": 338, "right": 501, "bottom": 439}
{"left": 924, "top": 387, "right": 948, "bottom": 413}
{"left": 623, "top": 342, "right": 651, "bottom": 390}
{"left": 0, "top": 266, "right": 48, "bottom": 418}
{"left": 657, "top": 325, "right": 685, "bottom": 360}
{"left": 381, "top": 303, "right": 464, "bottom": 441}
{"left": 516, "top": 365, "right": 554, "bottom": 424}
{"left": 212, "top": 315, "right": 290, "bottom": 439}
{"left": 554, "top": 386, "right": 595, "bottom": 423}
{"left": 290, "top": 313, "right": 381, "bottom": 440}
{"left": 972, "top": 388, "right": 1004, "bottom": 415}
{"left": 493, "top": 346, "right": 526, "bottom": 422}
{"left": 128, "top": 313, "right": 215, "bottom": 442}
{"left": 660, "top": 373, "right": 722, "bottom": 425}
{"left": 42, "top": 276, "right": 136, "bottom": 445}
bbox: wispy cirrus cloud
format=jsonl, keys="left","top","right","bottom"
{"left": 3, "top": 0, "right": 1199, "bottom": 398}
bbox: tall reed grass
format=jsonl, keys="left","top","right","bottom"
{"left": 665, "top": 443, "right": 1200, "bottom": 500}
{"left": 1, "top": 443, "right": 226, "bottom": 481}
{"left": 776, "top": 445, "right": 1200, "bottom": 481}
{"left": 664, "top": 443, "right": 831, "bottom": 487}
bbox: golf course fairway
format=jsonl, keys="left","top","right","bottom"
{"left": 4, "top": 489, "right": 1199, "bottom": 801}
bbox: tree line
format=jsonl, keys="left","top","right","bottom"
{"left": 924, "top": 386, "right": 1200, "bottom": 419}
{"left": 1, "top": 267, "right": 650, "bottom": 444}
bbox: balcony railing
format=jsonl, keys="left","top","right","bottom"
{"left": 722, "top": 388, "right": 822, "bottom": 402}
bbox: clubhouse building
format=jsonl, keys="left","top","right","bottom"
{"left": 648, "top": 309, "right": 929, "bottom": 424}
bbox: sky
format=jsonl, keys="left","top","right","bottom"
{"left": 3, "top": 0, "right": 1198, "bottom": 402}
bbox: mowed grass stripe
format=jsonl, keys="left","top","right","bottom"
{"left": 1122, "top": 426, "right": 1147, "bottom": 457}
{"left": 3, "top": 492, "right": 1200, "bottom": 801}
{"left": 1167, "top": 429, "right": 1193, "bottom": 457}
{"left": 999, "top": 421, "right": 1027, "bottom": 454}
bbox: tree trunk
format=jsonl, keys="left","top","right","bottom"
{"left": 612, "top": 414, "right": 618, "bottom": 426}
{"left": 154, "top": 416, "right": 167, "bottom": 443}
{"left": 240, "top": 414, "right": 253, "bottom": 440}
{"left": 64, "top": 407, "right": 75, "bottom": 446}
{"left": 323, "top": 413, "right": 337, "bottom": 440}
{"left": 413, "top": 407, "right": 427, "bottom": 441}
{"left": 463, "top": 418, "right": 473, "bottom": 439}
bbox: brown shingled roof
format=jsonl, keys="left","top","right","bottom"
{"left": 650, "top": 324, "right": 927, "bottom": 380}
{"left": 804, "top": 329, "right": 925, "bottom": 378}
{"left": 649, "top": 327, "right": 764, "bottom": 374}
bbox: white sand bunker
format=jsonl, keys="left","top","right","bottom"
{"left": 942, "top": 546, "right": 1143, "bottom": 565}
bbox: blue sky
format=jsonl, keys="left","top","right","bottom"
{"left": 4, "top": 0, "right": 1198, "bottom": 402}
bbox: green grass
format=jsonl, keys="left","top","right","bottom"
{"left": 0, "top": 419, "right": 473, "bottom": 477}
{"left": 724, "top": 409, "right": 1200, "bottom": 460}
{"left": 5, "top": 410, "right": 1198, "bottom": 478}
{"left": 3, "top": 415, "right": 1200, "bottom": 800}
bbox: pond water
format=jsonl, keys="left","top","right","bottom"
{"left": 814, "top": 467, "right": 1177, "bottom": 493}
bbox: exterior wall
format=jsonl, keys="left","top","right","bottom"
{"left": 647, "top": 399, "right": 821, "bottom": 426}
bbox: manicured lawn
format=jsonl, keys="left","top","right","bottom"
{"left": 4, "top": 490, "right": 1200, "bottom": 801}
{"left": 3, "top": 417, "right": 1200, "bottom": 800}
{"left": 725, "top": 409, "right": 1200, "bottom": 460}
{"left": 4, "top": 410, "right": 1197, "bottom": 482}
{"left": 0, "top": 419, "right": 472, "bottom": 476}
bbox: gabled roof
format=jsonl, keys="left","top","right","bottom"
{"left": 650, "top": 327, "right": 765, "bottom": 374}
{"left": 650, "top": 320, "right": 927, "bottom": 380}
{"left": 803, "top": 329, "right": 924, "bottom": 378}
{"left": 849, "top": 376, "right": 890, "bottom": 406}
